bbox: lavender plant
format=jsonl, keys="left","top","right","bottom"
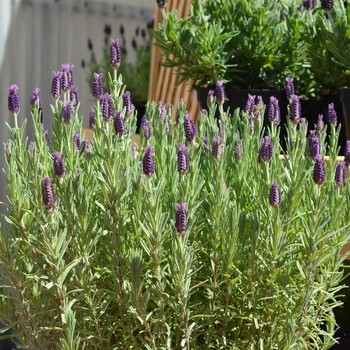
{"left": 1, "top": 47, "right": 350, "bottom": 350}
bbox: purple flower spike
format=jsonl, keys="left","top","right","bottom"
{"left": 268, "top": 96, "right": 281, "bottom": 126}
{"left": 308, "top": 130, "right": 321, "bottom": 160}
{"left": 110, "top": 38, "right": 121, "bottom": 69}
{"left": 285, "top": 77, "right": 295, "bottom": 100}
{"left": 245, "top": 94, "right": 256, "bottom": 115}
{"left": 290, "top": 95, "right": 301, "bottom": 124}
{"left": 175, "top": 203, "right": 187, "bottom": 234}
{"left": 61, "top": 64, "right": 70, "bottom": 92}
{"left": 258, "top": 136, "right": 273, "bottom": 163}
{"left": 89, "top": 107, "right": 96, "bottom": 129}
{"left": 140, "top": 116, "right": 152, "bottom": 139}
{"left": 304, "top": 0, "right": 316, "bottom": 10}
{"left": 327, "top": 103, "right": 337, "bottom": 126}
{"left": 184, "top": 114, "right": 197, "bottom": 143}
{"left": 317, "top": 114, "right": 325, "bottom": 132}
{"left": 62, "top": 101, "right": 73, "bottom": 124}
{"left": 157, "top": 0, "right": 167, "bottom": 9}
{"left": 212, "top": 138, "right": 223, "bottom": 160}
{"left": 51, "top": 71, "right": 62, "bottom": 100}
{"left": 321, "top": 0, "right": 333, "bottom": 12}
{"left": 335, "top": 162, "right": 347, "bottom": 186}
{"left": 123, "top": 91, "right": 133, "bottom": 116}
{"left": 215, "top": 80, "right": 225, "bottom": 106}
{"left": 203, "top": 136, "right": 209, "bottom": 154}
{"left": 269, "top": 180, "right": 281, "bottom": 207}
{"left": 8, "top": 85, "right": 20, "bottom": 115}
{"left": 53, "top": 152, "right": 66, "bottom": 178}
{"left": 101, "top": 93, "right": 114, "bottom": 122}
{"left": 30, "top": 87, "right": 42, "bottom": 110}
{"left": 114, "top": 111, "right": 126, "bottom": 137}
{"left": 235, "top": 139, "right": 243, "bottom": 159}
{"left": 93, "top": 73, "right": 103, "bottom": 100}
{"left": 178, "top": 143, "right": 189, "bottom": 175}
{"left": 42, "top": 177, "right": 56, "bottom": 213}
{"left": 344, "top": 140, "right": 350, "bottom": 166}
{"left": 313, "top": 155, "right": 326, "bottom": 185}
{"left": 69, "top": 85, "right": 79, "bottom": 108}
{"left": 142, "top": 146, "right": 155, "bottom": 178}
{"left": 74, "top": 132, "right": 81, "bottom": 151}
{"left": 207, "top": 90, "right": 215, "bottom": 108}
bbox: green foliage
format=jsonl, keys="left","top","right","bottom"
{"left": 1, "top": 73, "right": 350, "bottom": 349}
{"left": 306, "top": 1, "right": 350, "bottom": 95}
{"left": 151, "top": 0, "right": 314, "bottom": 95}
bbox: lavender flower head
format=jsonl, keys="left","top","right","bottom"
{"left": 215, "top": 80, "right": 225, "bottom": 106}
{"left": 258, "top": 136, "right": 273, "bottom": 163}
{"left": 212, "top": 138, "right": 223, "bottom": 160}
{"left": 114, "top": 110, "right": 126, "bottom": 137}
{"left": 321, "top": 0, "right": 334, "bottom": 12}
{"left": 89, "top": 107, "right": 96, "bottom": 129}
{"left": 317, "top": 114, "right": 325, "bottom": 132}
{"left": 289, "top": 95, "right": 301, "bottom": 124}
{"left": 268, "top": 96, "right": 281, "bottom": 126}
{"left": 184, "top": 114, "right": 197, "bottom": 143}
{"left": 42, "top": 177, "right": 56, "bottom": 213}
{"left": 123, "top": 91, "right": 133, "bottom": 116}
{"left": 69, "top": 85, "right": 79, "bottom": 108}
{"left": 313, "top": 155, "right": 326, "bottom": 185}
{"left": 142, "top": 146, "right": 155, "bottom": 178}
{"left": 345, "top": 140, "right": 350, "bottom": 166}
{"left": 92, "top": 73, "right": 103, "bottom": 100}
{"left": 235, "top": 139, "right": 243, "bottom": 159}
{"left": 53, "top": 152, "right": 66, "bottom": 178}
{"left": 207, "top": 90, "right": 215, "bottom": 108}
{"left": 157, "top": 0, "right": 167, "bottom": 9}
{"left": 327, "top": 103, "right": 337, "bottom": 126}
{"left": 335, "top": 162, "right": 347, "bottom": 186}
{"left": 303, "top": 0, "right": 316, "bottom": 10}
{"left": 269, "top": 180, "right": 281, "bottom": 208}
{"left": 245, "top": 94, "right": 256, "bottom": 116}
{"left": 175, "top": 203, "right": 187, "bottom": 234}
{"left": 110, "top": 38, "right": 121, "bottom": 69}
{"left": 74, "top": 132, "right": 81, "bottom": 151}
{"left": 158, "top": 102, "right": 167, "bottom": 122}
{"left": 61, "top": 63, "right": 74, "bottom": 92}
{"left": 178, "top": 143, "right": 189, "bottom": 175}
{"left": 30, "top": 87, "right": 42, "bottom": 110}
{"left": 51, "top": 71, "right": 62, "bottom": 100}
{"left": 140, "top": 115, "right": 152, "bottom": 139}
{"left": 308, "top": 130, "right": 321, "bottom": 160}
{"left": 101, "top": 93, "right": 114, "bottom": 122}
{"left": 62, "top": 101, "right": 73, "bottom": 124}
{"left": 8, "top": 84, "right": 20, "bottom": 115}
{"left": 285, "top": 77, "right": 295, "bottom": 100}
{"left": 203, "top": 136, "right": 209, "bottom": 154}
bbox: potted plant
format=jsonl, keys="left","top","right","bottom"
{"left": 150, "top": 0, "right": 315, "bottom": 109}
{"left": 85, "top": 21, "right": 153, "bottom": 132}
{"left": 305, "top": 0, "right": 350, "bottom": 146}
{"left": 1, "top": 43, "right": 350, "bottom": 347}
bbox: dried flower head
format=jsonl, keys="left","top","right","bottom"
{"left": 142, "top": 146, "right": 155, "bottom": 178}
{"left": 178, "top": 143, "right": 189, "bottom": 175}
{"left": 42, "top": 177, "right": 56, "bottom": 213}
{"left": 317, "top": 114, "right": 325, "bottom": 132}
{"left": 235, "top": 139, "right": 243, "bottom": 159}
{"left": 175, "top": 203, "right": 187, "bottom": 234}
{"left": 110, "top": 38, "right": 121, "bottom": 69}
{"left": 212, "top": 138, "right": 223, "bottom": 160}
{"left": 156, "top": 0, "right": 167, "bottom": 9}
{"left": 269, "top": 180, "right": 281, "bottom": 207}
{"left": 8, "top": 84, "right": 20, "bottom": 114}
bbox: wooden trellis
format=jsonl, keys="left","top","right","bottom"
{"left": 148, "top": 0, "right": 199, "bottom": 121}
